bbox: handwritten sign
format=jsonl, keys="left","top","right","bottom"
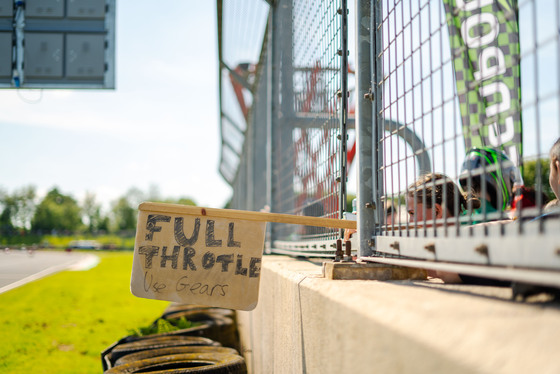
{"left": 131, "top": 203, "right": 266, "bottom": 311}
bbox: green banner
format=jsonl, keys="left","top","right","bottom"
{"left": 443, "top": 0, "right": 522, "bottom": 166}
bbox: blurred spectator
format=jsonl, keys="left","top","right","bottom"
{"left": 545, "top": 199, "right": 559, "bottom": 211}
{"left": 511, "top": 185, "right": 550, "bottom": 215}
{"left": 458, "top": 147, "right": 522, "bottom": 218}
{"left": 407, "top": 173, "right": 480, "bottom": 224}
{"left": 549, "top": 138, "right": 560, "bottom": 199}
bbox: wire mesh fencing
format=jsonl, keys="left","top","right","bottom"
{"left": 218, "top": 0, "right": 350, "bottom": 255}
{"left": 358, "top": 0, "right": 560, "bottom": 287}
{"left": 218, "top": 0, "right": 560, "bottom": 285}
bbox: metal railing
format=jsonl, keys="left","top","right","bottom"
{"left": 218, "top": 0, "right": 560, "bottom": 288}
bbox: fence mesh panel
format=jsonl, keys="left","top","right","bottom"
{"left": 374, "top": 0, "right": 560, "bottom": 231}
{"left": 273, "top": 0, "right": 343, "bottom": 243}
{"left": 218, "top": 0, "right": 348, "bottom": 254}
{"left": 218, "top": 0, "right": 560, "bottom": 276}
{"left": 368, "top": 0, "right": 560, "bottom": 277}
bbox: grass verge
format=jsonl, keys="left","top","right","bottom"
{"left": 0, "top": 251, "right": 169, "bottom": 373}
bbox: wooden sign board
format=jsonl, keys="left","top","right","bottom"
{"left": 131, "top": 203, "right": 266, "bottom": 311}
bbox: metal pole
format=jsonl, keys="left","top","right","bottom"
{"left": 384, "top": 120, "right": 431, "bottom": 175}
{"left": 373, "top": 0, "right": 384, "bottom": 235}
{"left": 339, "top": 0, "right": 349, "bottom": 237}
{"left": 355, "top": 0, "right": 376, "bottom": 257}
{"left": 265, "top": 6, "right": 274, "bottom": 252}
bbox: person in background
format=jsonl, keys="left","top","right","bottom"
{"left": 406, "top": 173, "right": 480, "bottom": 225}
{"left": 343, "top": 200, "right": 399, "bottom": 242}
{"left": 549, "top": 138, "right": 560, "bottom": 199}
{"left": 406, "top": 173, "right": 511, "bottom": 284}
{"left": 384, "top": 200, "right": 397, "bottom": 226}
{"left": 529, "top": 138, "right": 560, "bottom": 222}
{"left": 458, "top": 147, "right": 522, "bottom": 220}
{"left": 511, "top": 185, "right": 550, "bottom": 217}
{"left": 545, "top": 199, "right": 559, "bottom": 210}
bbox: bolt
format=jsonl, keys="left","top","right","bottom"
{"left": 342, "top": 240, "right": 353, "bottom": 262}
{"left": 368, "top": 239, "right": 376, "bottom": 247}
{"left": 389, "top": 241, "right": 399, "bottom": 250}
{"left": 424, "top": 243, "right": 436, "bottom": 253}
{"left": 345, "top": 240, "right": 352, "bottom": 257}
{"left": 337, "top": 89, "right": 342, "bottom": 98}
{"left": 555, "top": 248, "right": 560, "bottom": 256}
{"left": 334, "top": 238, "right": 343, "bottom": 262}
{"left": 475, "top": 244, "right": 489, "bottom": 256}
{"left": 337, "top": 49, "right": 343, "bottom": 56}
{"left": 365, "top": 202, "right": 377, "bottom": 210}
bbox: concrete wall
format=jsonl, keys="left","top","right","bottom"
{"left": 237, "top": 255, "right": 560, "bottom": 374}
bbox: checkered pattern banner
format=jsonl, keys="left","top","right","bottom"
{"left": 443, "top": 0, "right": 522, "bottom": 166}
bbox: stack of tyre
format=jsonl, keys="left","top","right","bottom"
{"left": 101, "top": 304, "right": 246, "bottom": 373}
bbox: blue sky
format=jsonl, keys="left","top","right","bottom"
{"left": 0, "top": 2, "right": 232, "bottom": 211}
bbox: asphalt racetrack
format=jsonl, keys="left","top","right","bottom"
{"left": 0, "top": 249, "right": 98, "bottom": 294}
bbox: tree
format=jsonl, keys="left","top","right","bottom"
{"left": 346, "top": 193, "right": 356, "bottom": 213}
{"left": 82, "top": 192, "right": 104, "bottom": 234}
{"left": 32, "top": 188, "right": 82, "bottom": 234}
{"left": 13, "top": 186, "right": 37, "bottom": 230}
{"left": 111, "top": 196, "right": 137, "bottom": 233}
{"left": 164, "top": 197, "right": 197, "bottom": 206}
{"left": 97, "top": 215, "right": 110, "bottom": 233}
{"left": 522, "top": 158, "right": 555, "bottom": 201}
{"left": 126, "top": 187, "right": 145, "bottom": 209}
{"left": 147, "top": 183, "right": 161, "bottom": 202}
{"left": 0, "top": 186, "right": 37, "bottom": 235}
{"left": 175, "top": 197, "right": 196, "bottom": 206}
{"left": 0, "top": 189, "right": 16, "bottom": 236}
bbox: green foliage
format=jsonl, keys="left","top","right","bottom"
{"left": 110, "top": 197, "right": 137, "bottom": 232}
{"left": 128, "top": 316, "right": 200, "bottom": 337}
{"left": 0, "top": 185, "right": 36, "bottom": 235}
{"left": 346, "top": 193, "right": 356, "bottom": 213}
{"left": 0, "top": 202, "right": 15, "bottom": 236}
{"left": 41, "top": 234, "right": 136, "bottom": 250}
{"left": 0, "top": 184, "right": 198, "bottom": 241}
{"left": 0, "top": 233, "right": 43, "bottom": 246}
{"left": 0, "top": 252, "right": 169, "bottom": 373}
{"left": 166, "top": 197, "right": 197, "bottom": 206}
{"left": 522, "top": 158, "right": 555, "bottom": 201}
{"left": 32, "top": 188, "right": 82, "bottom": 234}
{"left": 81, "top": 192, "right": 103, "bottom": 234}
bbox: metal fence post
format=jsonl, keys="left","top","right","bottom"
{"left": 339, "top": 0, "right": 349, "bottom": 237}
{"left": 355, "top": 0, "right": 376, "bottom": 257}
{"left": 265, "top": 6, "right": 274, "bottom": 251}
{"left": 271, "top": 0, "right": 295, "bottom": 243}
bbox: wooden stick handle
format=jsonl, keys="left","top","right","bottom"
{"left": 139, "top": 202, "right": 357, "bottom": 230}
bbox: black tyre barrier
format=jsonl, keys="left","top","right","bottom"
{"left": 162, "top": 304, "right": 236, "bottom": 323}
{"left": 114, "top": 346, "right": 240, "bottom": 367}
{"left": 104, "top": 352, "right": 247, "bottom": 374}
{"left": 159, "top": 310, "right": 239, "bottom": 350}
{"left": 102, "top": 335, "right": 220, "bottom": 371}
